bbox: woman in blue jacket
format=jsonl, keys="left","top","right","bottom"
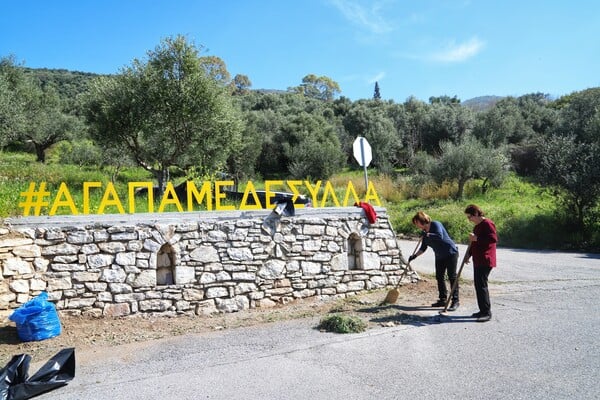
{"left": 409, "top": 211, "right": 460, "bottom": 311}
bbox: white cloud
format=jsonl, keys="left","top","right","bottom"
{"left": 430, "top": 37, "right": 485, "bottom": 63}
{"left": 368, "top": 71, "right": 386, "bottom": 84}
{"left": 329, "top": 0, "right": 394, "bottom": 34}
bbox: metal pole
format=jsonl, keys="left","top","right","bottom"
{"left": 360, "top": 137, "right": 369, "bottom": 191}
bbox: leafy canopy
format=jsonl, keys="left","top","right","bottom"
{"left": 84, "top": 35, "right": 243, "bottom": 191}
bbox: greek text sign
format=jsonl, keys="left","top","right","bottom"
{"left": 18, "top": 180, "right": 381, "bottom": 216}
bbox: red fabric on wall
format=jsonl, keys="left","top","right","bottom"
{"left": 354, "top": 202, "right": 377, "bottom": 224}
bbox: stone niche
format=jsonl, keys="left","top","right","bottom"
{"left": 0, "top": 207, "right": 414, "bottom": 317}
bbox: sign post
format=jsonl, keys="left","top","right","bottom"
{"left": 352, "top": 136, "right": 372, "bottom": 192}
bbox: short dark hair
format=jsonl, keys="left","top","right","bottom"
{"left": 464, "top": 204, "right": 484, "bottom": 217}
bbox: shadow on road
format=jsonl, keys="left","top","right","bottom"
{"left": 355, "top": 304, "right": 479, "bottom": 327}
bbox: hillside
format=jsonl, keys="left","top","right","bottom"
{"left": 462, "top": 95, "right": 504, "bottom": 112}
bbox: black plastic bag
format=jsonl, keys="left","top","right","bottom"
{"left": 0, "top": 348, "right": 75, "bottom": 400}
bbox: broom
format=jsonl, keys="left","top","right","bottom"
{"left": 439, "top": 242, "right": 472, "bottom": 316}
{"left": 383, "top": 237, "right": 422, "bottom": 304}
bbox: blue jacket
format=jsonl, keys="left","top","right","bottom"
{"left": 419, "top": 221, "right": 458, "bottom": 259}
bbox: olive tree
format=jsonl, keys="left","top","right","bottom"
{"left": 292, "top": 74, "right": 341, "bottom": 101}
{"left": 537, "top": 135, "right": 600, "bottom": 228}
{"left": 84, "top": 35, "right": 242, "bottom": 193}
{"left": 0, "top": 56, "right": 81, "bottom": 160}
{"left": 428, "top": 135, "right": 509, "bottom": 199}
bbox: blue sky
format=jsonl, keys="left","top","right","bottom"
{"left": 2, "top": 0, "right": 599, "bottom": 102}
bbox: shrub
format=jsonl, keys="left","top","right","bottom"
{"left": 318, "top": 314, "right": 367, "bottom": 334}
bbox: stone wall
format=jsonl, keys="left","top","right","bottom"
{"left": 0, "top": 207, "right": 413, "bottom": 317}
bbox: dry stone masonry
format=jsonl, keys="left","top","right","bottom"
{"left": 0, "top": 207, "right": 412, "bottom": 317}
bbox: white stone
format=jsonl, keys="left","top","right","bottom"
{"left": 42, "top": 243, "right": 79, "bottom": 256}
{"left": 371, "top": 239, "right": 387, "bottom": 252}
{"left": 235, "top": 282, "right": 258, "bottom": 294}
{"left": 258, "top": 259, "right": 285, "bottom": 279}
{"left": 30, "top": 279, "right": 46, "bottom": 291}
{"left": 47, "top": 277, "right": 72, "bottom": 291}
{"left": 133, "top": 270, "right": 157, "bottom": 287}
{"left": 115, "top": 252, "right": 136, "bottom": 266}
{"left": 330, "top": 254, "right": 348, "bottom": 271}
{"left": 72, "top": 271, "right": 100, "bottom": 282}
{"left": 100, "top": 268, "right": 126, "bottom": 283}
{"left": 215, "top": 296, "right": 249, "bottom": 312}
{"left": 98, "top": 241, "right": 127, "bottom": 253}
{"left": 231, "top": 272, "right": 256, "bottom": 281}
{"left": 67, "top": 231, "right": 94, "bottom": 244}
{"left": 67, "top": 297, "right": 96, "bottom": 308}
{"left": 103, "top": 303, "right": 130, "bottom": 317}
{"left": 196, "top": 300, "right": 218, "bottom": 316}
{"left": 87, "top": 254, "right": 114, "bottom": 268}
{"left": 183, "top": 288, "right": 204, "bottom": 301}
{"left": 0, "top": 292, "right": 17, "bottom": 306}
{"left": 200, "top": 272, "right": 216, "bottom": 284}
{"left": 227, "top": 247, "right": 253, "bottom": 261}
{"left": 215, "top": 271, "right": 231, "bottom": 281}
{"left": 304, "top": 225, "right": 325, "bottom": 235}
{"left": 190, "top": 246, "right": 220, "bottom": 262}
{"left": 3, "top": 257, "right": 33, "bottom": 275}
{"left": 206, "top": 287, "right": 228, "bottom": 298}
{"left": 175, "top": 266, "right": 195, "bottom": 285}
{"left": 12, "top": 245, "right": 41, "bottom": 258}
{"left": 9, "top": 279, "right": 29, "bottom": 293}
{"left": 301, "top": 261, "right": 322, "bottom": 275}
{"left": 33, "top": 258, "right": 49, "bottom": 272}
{"left": 85, "top": 282, "right": 107, "bottom": 292}
{"left": 304, "top": 240, "right": 322, "bottom": 251}
{"left": 362, "top": 252, "right": 381, "bottom": 270}
{"left": 0, "top": 237, "right": 33, "bottom": 248}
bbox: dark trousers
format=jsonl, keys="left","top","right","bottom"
{"left": 474, "top": 266, "right": 493, "bottom": 315}
{"left": 435, "top": 252, "right": 459, "bottom": 301}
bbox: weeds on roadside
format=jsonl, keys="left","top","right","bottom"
{"left": 318, "top": 314, "right": 367, "bottom": 334}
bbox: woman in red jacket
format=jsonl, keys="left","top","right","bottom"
{"left": 464, "top": 204, "right": 498, "bottom": 322}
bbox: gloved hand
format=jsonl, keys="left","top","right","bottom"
{"left": 408, "top": 255, "right": 416, "bottom": 263}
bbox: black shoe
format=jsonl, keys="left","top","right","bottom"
{"left": 448, "top": 301, "right": 460, "bottom": 311}
{"left": 477, "top": 314, "right": 492, "bottom": 322}
{"left": 471, "top": 311, "right": 483, "bottom": 318}
{"left": 431, "top": 299, "right": 446, "bottom": 307}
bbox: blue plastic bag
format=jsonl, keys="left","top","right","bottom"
{"left": 8, "top": 292, "right": 62, "bottom": 342}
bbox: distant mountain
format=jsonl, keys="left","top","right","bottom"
{"left": 23, "top": 67, "right": 101, "bottom": 100}
{"left": 462, "top": 95, "right": 504, "bottom": 112}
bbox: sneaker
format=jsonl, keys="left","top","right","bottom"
{"left": 431, "top": 299, "right": 446, "bottom": 307}
{"left": 471, "top": 311, "right": 483, "bottom": 318}
{"left": 448, "top": 301, "right": 460, "bottom": 311}
{"left": 477, "top": 314, "right": 492, "bottom": 322}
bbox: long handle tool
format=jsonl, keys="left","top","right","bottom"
{"left": 383, "top": 237, "right": 422, "bottom": 304}
{"left": 439, "top": 243, "right": 471, "bottom": 315}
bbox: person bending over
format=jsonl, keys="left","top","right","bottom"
{"left": 409, "top": 211, "right": 460, "bottom": 311}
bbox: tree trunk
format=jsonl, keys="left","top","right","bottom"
{"left": 156, "top": 167, "right": 170, "bottom": 198}
{"left": 34, "top": 143, "right": 46, "bottom": 163}
{"left": 456, "top": 178, "right": 466, "bottom": 199}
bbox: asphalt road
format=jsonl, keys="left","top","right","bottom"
{"left": 40, "top": 240, "right": 600, "bottom": 400}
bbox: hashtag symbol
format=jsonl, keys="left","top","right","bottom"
{"left": 19, "top": 182, "right": 50, "bottom": 216}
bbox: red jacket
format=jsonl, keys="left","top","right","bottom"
{"left": 470, "top": 218, "right": 497, "bottom": 268}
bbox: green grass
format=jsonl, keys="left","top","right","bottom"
{"left": 385, "top": 174, "right": 598, "bottom": 251}
{"left": 318, "top": 314, "right": 367, "bottom": 333}
{"left": 1, "top": 151, "right": 597, "bottom": 251}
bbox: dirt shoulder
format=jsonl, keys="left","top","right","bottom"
{"left": 0, "top": 276, "right": 474, "bottom": 365}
